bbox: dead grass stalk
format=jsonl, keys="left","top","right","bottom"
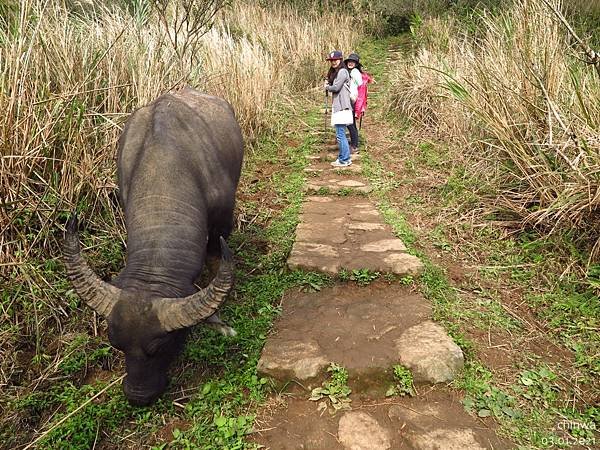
{"left": 387, "top": 0, "right": 600, "bottom": 252}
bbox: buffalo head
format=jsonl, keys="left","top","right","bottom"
{"left": 62, "top": 215, "right": 234, "bottom": 406}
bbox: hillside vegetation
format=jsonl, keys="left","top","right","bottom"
{"left": 376, "top": 0, "right": 599, "bottom": 446}
{"left": 387, "top": 0, "right": 600, "bottom": 258}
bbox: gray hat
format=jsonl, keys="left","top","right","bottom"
{"left": 344, "top": 53, "right": 360, "bottom": 65}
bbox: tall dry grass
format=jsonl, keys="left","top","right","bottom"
{"left": 387, "top": 0, "right": 600, "bottom": 250}
{"left": 0, "top": 0, "right": 360, "bottom": 408}
{"left": 0, "top": 0, "right": 358, "bottom": 265}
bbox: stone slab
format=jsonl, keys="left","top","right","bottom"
{"left": 257, "top": 340, "right": 329, "bottom": 382}
{"left": 287, "top": 196, "right": 424, "bottom": 276}
{"left": 251, "top": 393, "right": 509, "bottom": 449}
{"left": 305, "top": 181, "right": 372, "bottom": 194}
{"left": 395, "top": 321, "right": 465, "bottom": 384}
{"left": 338, "top": 411, "right": 391, "bottom": 450}
{"left": 257, "top": 284, "right": 432, "bottom": 393}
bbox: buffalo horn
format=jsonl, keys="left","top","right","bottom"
{"left": 63, "top": 214, "right": 121, "bottom": 317}
{"left": 155, "top": 237, "right": 234, "bottom": 332}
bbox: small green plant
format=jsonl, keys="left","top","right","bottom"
{"left": 463, "top": 386, "right": 522, "bottom": 419}
{"left": 417, "top": 142, "right": 443, "bottom": 168}
{"left": 398, "top": 275, "right": 414, "bottom": 285}
{"left": 431, "top": 226, "right": 452, "bottom": 252}
{"left": 309, "top": 363, "right": 352, "bottom": 412}
{"left": 338, "top": 268, "right": 351, "bottom": 281}
{"left": 211, "top": 414, "right": 253, "bottom": 448}
{"left": 458, "top": 363, "right": 522, "bottom": 420}
{"left": 298, "top": 271, "right": 330, "bottom": 293}
{"left": 164, "top": 428, "right": 194, "bottom": 449}
{"left": 386, "top": 364, "right": 415, "bottom": 397}
{"left": 350, "top": 268, "right": 380, "bottom": 285}
{"left": 585, "top": 264, "right": 600, "bottom": 290}
{"left": 383, "top": 273, "right": 398, "bottom": 283}
{"left": 337, "top": 187, "right": 352, "bottom": 196}
{"left": 516, "top": 366, "right": 560, "bottom": 408}
{"left": 409, "top": 13, "right": 423, "bottom": 40}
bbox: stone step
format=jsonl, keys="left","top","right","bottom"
{"left": 287, "top": 196, "right": 423, "bottom": 276}
{"left": 304, "top": 180, "right": 372, "bottom": 195}
{"left": 257, "top": 284, "right": 463, "bottom": 395}
{"left": 251, "top": 393, "right": 509, "bottom": 449}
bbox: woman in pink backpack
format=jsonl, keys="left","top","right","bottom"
{"left": 344, "top": 53, "right": 362, "bottom": 154}
{"left": 355, "top": 73, "right": 373, "bottom": 126}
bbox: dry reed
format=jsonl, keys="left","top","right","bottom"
{"left": 387, "top": 0, "right": 600, "bottom": 250}
{"left": 1, "top": 0, "right": 359, "bottom": 267}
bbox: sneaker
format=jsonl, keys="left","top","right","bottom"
{"left": 350, "top": 146, "right": 358, "bottom": 154}
{"left": 331, "top": 159, "right": 352, "bottom": 167}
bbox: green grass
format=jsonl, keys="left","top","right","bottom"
{"left": 416, "top": 141, "right": 445, "bottom": 168}
{"left": 528, "top": 285, "right": 600, "bottom": 378}
{"left": 459, "top": 363, "right": 522, "bottom": 420}
{"left": 356, "top": 35, "right": 406, "bottom": 83}
{"left": 58, "top": 335, "right": 113, "bottom": 376}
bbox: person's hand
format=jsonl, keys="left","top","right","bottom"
{"left": 323, "top": 81, "right": 329, "bottom": 90}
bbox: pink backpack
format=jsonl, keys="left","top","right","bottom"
{"left": 354, "top": 71, "right": 373, "bottom": 121}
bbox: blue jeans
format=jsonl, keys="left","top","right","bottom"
{"left": 335, "top": 124, "right": 351, "bottom": 163}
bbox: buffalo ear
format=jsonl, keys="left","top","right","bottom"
{"left": 154, "top": 237, "right": 234, "bottom": 332}
{"left": 63, "top": 213, "right": 121, "bottom": 317}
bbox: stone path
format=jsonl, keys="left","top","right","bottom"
{"left": 258, "top": 284, "right": 434, "bottom": 394}
{"left": 289, "top": 149, "right": 422, "bottom": 276}
{"left": 252, "top": 84, "right": 507, "bottom": 449}
{"left": 253, "top": 395, "right": 507, "bottom": 450}
{"left": 287, "top": 195, "right": 423, "bottom": 276}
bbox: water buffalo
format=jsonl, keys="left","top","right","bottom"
{"left": 63, "top": 87, "right": 244, "bottom": 406}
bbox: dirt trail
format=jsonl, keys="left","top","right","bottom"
{"left": 250, "top": 49, "right": 509, "bottom": 450}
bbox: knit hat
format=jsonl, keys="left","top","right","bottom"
{"left": 326, "top": 50, "right": 343, "bottom": 61}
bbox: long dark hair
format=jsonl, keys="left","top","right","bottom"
{"left": 327, "top": 61, "right": 347, "bottom": 85}
{"left": 346, "top": 60, "right": 363, "bottom": 74}
{"left": 353, "top": 63, "right": 364, "bottom": 74}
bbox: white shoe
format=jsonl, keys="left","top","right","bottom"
{"left": 331, "top": 159, "right": 352, "bottom": 167}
